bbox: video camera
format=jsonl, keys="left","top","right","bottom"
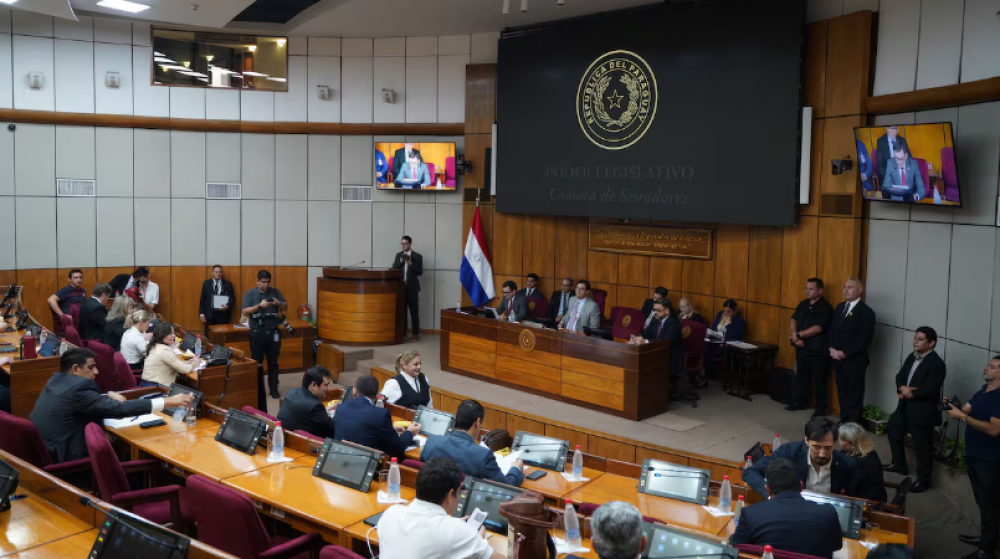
{"left": 938, "top": 395, "right": 963, "bottom": 412}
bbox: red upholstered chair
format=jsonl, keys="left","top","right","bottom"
{"left": 426, "top": 162, "right": 437, "bottom": 186}
{"left": 86, "top": 341, "right": 118, "bottom": 394}
{"left": 941, "top": 147, "right": 959, "bottom": 201}
{"left": 402, "top": 459, "right": 424, "bottom": 470}
{"left": 527, "top": 296, "right": 548, "bottom": 320}
{"left": 320, "top": 546, "right": 366, "bottom": 559}
{"left": 914, "top": 157, "right": 931, "bottom": 199}
{"left": 578, "top": 502, "right": 662, "bottom": 525}
{"left": 871, "top": 148, "right": 879, "bottom": 189}
{"left": 51, "top": 309, "right": 65, "bottom": 336}
{"left": 112, "top": 351, "right": 138, "bottom": 391}
{"left": 590, "top": 289, "right": 608, "bottom": 327}
{"left": 679, "top": 319, "right": 708, "bottom": 375}
{"left": 610, "top": 307, "right": 643, "bottom": 339}
{"left": 69, "top": 304, "right": 81, "bottom": 333}
{"left": 735, "top": 544, "right": 826, "bottom": 559}
{"left": 187, "top": 475, "right": 323, "bottom": 559}
{"left": 293, "top": 430, "right": 323, "bottom": 442}
{"left": 64, "top": 324, "right": 84, "bottom": 349}
{"left": 445, "top": 156, "right": 457, "bottom": 187}
{"left": 84, "top": 423, "right": 193, "bottom": 529}
{"left": 0, "top": 411, "right": 93, "bottom": 479}
{"left": 387, "top": 156, "right": 394, "bottom": 183}
{"left": 59, "top": 313, "right": 75, "bottom": 335}
{"left": 243, "top": 405, "right": 278, "bottom": 423}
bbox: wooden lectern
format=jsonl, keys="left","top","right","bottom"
{"left": 317, "top": 267, "right": 404, "bottom": 345}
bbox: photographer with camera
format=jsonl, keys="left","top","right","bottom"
{"left": 241, "top": 270, "right": 288, "bottom": 408}
{"left": 946, "top": 356, "right": 1000, "bottom": 559}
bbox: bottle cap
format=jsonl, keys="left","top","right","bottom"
{"left": 723, "top": 475, "right": 729, "bottom": 480}
{"left": 764, "top": 546, "right": 773, "bottom": 552}
{"left": 565, "top": 499, "right": 572, "bottom": 504}
{"left": 391, "top": 457, "right": 398, "bottom": 463}
{"left": 576, "top": 445, "right": 581, "bottom": 449}
{"left": 746, "top": 455, "right": 751, "bottom": 459}
{"left": 738, "top": 495, "right": 745, "bottom": 500}
{"left": 275, "top": 421, "right": 281, "bottom": 426}
{"left": 774, "top": 433, "right": 779, "bottom": 437}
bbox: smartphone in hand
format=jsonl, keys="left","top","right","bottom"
{"left": 466, "top": 508, "right": 488, "bottom": 532}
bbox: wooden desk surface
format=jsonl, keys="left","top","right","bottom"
{"left": 106, "top": 412, "right": 219, "bottom": 444}
{"left": 223, "top": 456, "right": 416, "bottom": 532}
{"left": 3, "top": 528, "right": 100, "bottom": 559}
{"left": 133, "top": 427, "right": 303, "bottom": 482}
{"left": 521, "top": 466, "right": 605, "bottom": 502}
{"left": 564, "top": 474, "right": 732, "bottom": 537}
{"left": 0, "top": 491, "right": 94, "bottom": 556}
{"left": 210, "top": 319, "right": 312, "bottom": 336}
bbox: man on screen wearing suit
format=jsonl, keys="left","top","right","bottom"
{"left": 559, "top": 280, "right": 601, "bottom": 334}
{"left": 496, "top": 281, "right": 529, "bottom": 322}
{"left": 885, "top": 327, "right": 946, "bottom": 493}
{"left": 199, "top": 265, "right": 235, "bottom": 333}
{"left": 875, "top": 125, "right": 910, "bottom": 187}
{"left": 394, "top": 152, "right": 431, "bottom": 190}
{"left": 392, "top": 143, "right": 422, "bottom": 178}
{"left": 392, "top": 236, "right": 423, "bottom": 342}
{"left": 549, "top": 277, "right": 575, "bottom": 323}
{"left": 829, "top": 278, "right": 876, "bottom": 425}
{"left": 883, "top": 143, "right": 925, "bottom": 202}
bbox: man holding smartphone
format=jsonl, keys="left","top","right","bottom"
{"left": 393, "top": 236, "right": 423, "bottom": 342}
{"left": 242, "top": 270, "right": 288, "bottom": 407}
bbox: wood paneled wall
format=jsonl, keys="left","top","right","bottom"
{"left": 460, "top": 11, "right": 873, "bottom": 376}
{"left": 11, "top": 266, "right": 308, "bottom": 335}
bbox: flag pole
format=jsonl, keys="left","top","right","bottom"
{"left": 476, "top": 186, "right": 481, "bottom": 207}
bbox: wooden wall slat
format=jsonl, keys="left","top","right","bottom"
{"left": 465, "top": 64, "right": 497, "bottom": 134}
{"left": 649, "top": 257, "right": 684, "bottom": 293}
{"left": 617, "top": 255, "right": 650, "bottom": 288}
{"left": 97, "top": 267, "right": 133, "bottom": 285}
{"left": 589, "top": 435, "right": 636, "bottom": 463}
{"left": 817, "top": 217, "right": 862, "bottom": 308}
{"left": 616, "top": 286, "right": 648, "bottom": 314}
{"left": 555, "top": 217, "right": 589, "bottom": 282}
{"left": 463, "top": 134, "right": 493, "bottom": 191}
{"left": 820, "top": 116, "right": 867, "bottom": 195}
{"left": 275, "top": 266, "right": 310, "bottom": 318}
{"left": 804, "top": 21, "right": 829, "bottom": 119}
{"left": 745, "top": 302, "right": 780, "bottom": 345}
{"left": 171, "top": 266, "right": 208, "bottom": 333}
{"left": 522, "top": 215, "right": 556, "bottom": 279}
{"left": 681, "top": 258, "right": 714, "bottom": 297}
{"left": 545, "top": 424, "right": 589, "bottom": 452}
{"left": 492, "top": 212, "right": 523, "bottom": 276}
{"left": 748, "top": 226, "right": 783, "bottom": 306}
{"left": 779, "top": 216, "right": 819, "bottom": 309}
{"left": 587, "top": 251, "right": 618, "bottom": 285}
{"left": 824, "top": 10, "right": 873, "bottom": 118}
{"left": 713, "top": 224, "right": 749, "bottom": 301}
{"left": 776, "top": 307, "right": 797, "bottom": 370}
{"left": 18, "top": 269, "right": 59, "bottom": 331}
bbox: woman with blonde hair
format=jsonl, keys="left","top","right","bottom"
{"left": 121, "top": 309, "right": 152, "bottom": 370}
{"left": 380, "top": 350, "right": 433, "bottom": 409}
{"left": 678, "top": 296, "right": 707, "bottom": 325}
{"left": 838, "top": 422, "right": 887, "bottom": 503}
{"left": 101, "top": 296, "right": 132, "bottom": 351}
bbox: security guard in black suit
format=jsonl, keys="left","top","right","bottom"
{"left": 392, "top": 236, "right": 423, "bottom": 341}
{"left": 199, "top": 265, "right": 235, "bottom": 333}
{"left": 241, "top": 270, "right": 288, "bottom": 407}
{"left": 829, "top": 278, "right": 876, "bottom": 424}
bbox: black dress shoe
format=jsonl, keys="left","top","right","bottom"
{"left": 958, "top": 535, "right": 982, "bottom": 547}
{"left": 882, "top": 464, "right": 908, "bottom": 474}
{"left": 962, "top": 550, "right": 994, "bottom": 559}
{"left": 785, "top": 404, "right": 807, "bottom": 411}
{"left": 909, "top": 480, "right": 930, "bottom": 493}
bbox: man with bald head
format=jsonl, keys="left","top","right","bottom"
{"left": 829, "top": 278, "right": 876, "bottom": 424}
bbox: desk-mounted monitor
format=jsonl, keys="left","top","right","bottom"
{"left": 414, "top": 406, "right": 455, "bottom": 437}
{"left": 511, "top": 431, "right": 569, "bottom": 472}
{"left": 640, "top": 521, "right": 736, "bottom": 559}
{"left": 215, "top": 409, "right": 267, "bottom": 455}
{"left": 87, "top": 507, "right": 190, "bottom": 559}
{"left": 638, "top": 459, "right": 711, "bottom": 505}
{"left": 801, "top": 490, "right": 864, "bottom": 540}
{"left": 453, "top": 477, "right": 525, "bottom": 534}
{"left": 312, "top": 439, "right": 382, "bottom": 493}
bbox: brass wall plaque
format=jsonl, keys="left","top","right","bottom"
{"left": 589, "top": 223, "right": 713, "bottom": 259}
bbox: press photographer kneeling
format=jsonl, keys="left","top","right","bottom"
{"left": 945, "top": 356, "right": 1000, "bottom": 559}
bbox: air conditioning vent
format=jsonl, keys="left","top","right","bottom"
{"left": 57, "top": 179, "right": 95, "bottom": 197}
{"left": 206, "top": 183, "right": 242, "bottom": 199}
{"left": 342, "top": 186, "right": 373, "bottom": 202}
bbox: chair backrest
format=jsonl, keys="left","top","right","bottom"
{"left": 426, "top": 162, "right": 437, "bottom": 184}
{"left": 59, "top": 313, "right": 74, "bottom": 333}
{"left": 387, "top": 156, "right": 393, "bottom": 175}
{"left": 319, "top": 545, "right": 367, "bottom": 559}
{"left": 87, "top": 341, "right": 118, "bottom": 393}
{"left": 85, "top": 423, "right": 131, "bottom": 501}
{"left": 445, "top": 156, "right": 457, "bottom": 186}
{"left": 293, "top": 430, "right": 323, "bottom": 442}
{"left": 736, "top": 544, "right": 826, "bottom": 559}
{"left": 590, "top": 289, "right": 607, "bottom": 318}
{"left": 51, "top": 309, "right": 66, "bottom": 336}
{"left": 914, "top": 157, "right": 931, "bottom": 198}
{"left": 941, "top": 147, "right": 958, "bottom": 200}
{"left": 610, "top": 307, "right": 644, "bottom": 339}
{"left": 69, "top": 304, "right": 81, "bottom": 332}
{"left": 402, "top": 458, "right": 424, "bottom": 470}
{"left": 242, "top": 405, "right": 278, "bottom": 423}
{"left": 186, "top": 475, "right": 273, "bottom": 559}
{"left": 527, "top": 296, "right": 548, "bottom": 319}
{"left": 0, "top": 410, "right": 54, "bottom": 468}
{"left": 64, "top": 324, "right": 84, "bottom": 349}
{"left": 680, "top": 319, "right": 708, "bottom": 354}
{"left": 112, "top": 351, "right": 137, "bottom": 391}
{"left": 578, "top": 501, "right": 662, "bottom": 525}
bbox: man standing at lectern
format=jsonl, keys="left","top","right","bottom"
{"left": 393, "top": 236, "right": 423, "bottom": 342}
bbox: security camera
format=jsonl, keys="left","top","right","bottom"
{"left": 6, "top": 124, "right": 14, "bottom": 132}
{"left": 831, "top": 156, "right": 853, "bottom": 175}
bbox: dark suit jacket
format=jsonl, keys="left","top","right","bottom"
{"left": 496, "top": 295, "right": 529, "bottom": 322}
{"left": 392, "top": 251, "right": 423, "bottom": 293}
{"left": 742, "top": 441, "right": 854, "bottom": 498}
{"left": 421, "top": 431, "right": 525, "bottom": 486}
{"left": 392, "top": 148, "right": 422, "bottom": 178}
{"left": 849, "top": 450, "right": 888, "bottom": 503}
{"left": 549, "top": 291, "right": 573, "bottom": 320}
{"left": 29, "top": 373, "right": 153, "bottom": 463}
{"left": 643, "top": 315, "right": 683, "bottom": 373}
{"left": 830, "top": 301, "right": 876, "bottom": 365}
{"left": 891, "top": 350, "right": 946, "bottom": 427}
{"left": 711, "top": 312, "right": 746, "bottom": 342}
{"left": 516, "top": 287, "right": 546, "bottom": 303}
{"left": 333, "top": 396, "right": 413, "bottom": 460}
{"left": 277, "top": 387, "right": 336, "bottom": 440}
{"left": 875, "top": 134, "right": 910, "bottom": 186}
{"left": 198, "top": 278, "right": 236, "bottom": 319}
{"left": 729, "top": 491, "right": 843, "bottom": 559}
{"left": 78, "top": 298, "right": 108, "bottom": 341}
{"left": 102, "top": 317, "right": 126, "bottom": 351}
{"left": 883, "top": 157, "right": 925, "bottom": 201}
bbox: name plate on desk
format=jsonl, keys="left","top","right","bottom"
{"left": 589, "top": 223, "right": 712, "bottom": 259}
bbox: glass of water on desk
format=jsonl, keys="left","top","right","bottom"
{"left": 866, "top": 522, "right": 880, "bottom": 547}
{"left": 378, "top": 471, "right": 389, "bottom": 499}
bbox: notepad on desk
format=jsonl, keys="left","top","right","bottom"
{"left": 104, "top": 414, "right": 161, "bottom": 429}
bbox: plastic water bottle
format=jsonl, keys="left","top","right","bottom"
{"left": 744, "top": 455, "right": 753, "bottom": 469}
{"left": 772, "top": 433, "right": 781, "bottom": 452}
{"left": 762, "top": 545, "right": 775, "bottom": 559}
{"left": 933, "top": 186, "right": 942, "bottom": 204}
{"left": 186, "top": 404, "right": 197, "bottom": 427}
{"left": 269, "top": 421, "right": 284, "bottom": 461}
{"left": 457, "top": 299, "right": 462, "bottom": 312}
{"left": 388, "top": 458, "right": 401, "bottom": 501}
{"left": 572, "top": 445, "right": 583, "bottom": 479}
{"left": 719, "top": 475, "right": 732, "bottom": 511}
{"left": 564, "top": 499, "right": 582, "bottom": 549}
{"left": 376, "top": 395, "right": 385, "bottom": 408}
{"left": 194, "top": 335, "right": 202, "bottom": 357}
{"left": 734, "top": 495, "right": 745, "bottom": 525}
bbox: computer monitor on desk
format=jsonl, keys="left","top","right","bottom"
{"left": 801, "top": 490, "right": 864, "bottom": 539}
{"left": 638, "top": 459, "right": 711, "bottom": 505}
{"left": 452, "top": 477, "right": 525, "bottom": 534}
{"left": 87, "top": 507, "right": 191, "bottom": 559}
{"left": 640, "top": 522, "right": 736, "bottom": 559}
{"left": 511, "top": 431, "right": 569, "bottom": 472}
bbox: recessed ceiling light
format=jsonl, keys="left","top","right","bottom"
{"left": 153, "top": 51, "right": 165, "bottom": 57}
{"left": 159, "top": 65, "right": 187, "bottom": 71}
{"left": 205, "top": 55, "right": 214, "bottom": 62}
{"left": 277, "top": 39, "right": 286, "bottom": 47}
{"left": 230, "top": 75, "right": 243, "bottom": 79}
{"left": 179, "top": 71, "right": 207, "bottom": 77}
{"left": 242, "top": 71, "right": 268, "bottom": 77}
{"left": 266, "top": 77, "right": 286, "bottom": 82}
{"left": 96, "top": 0, "right": 151, "bottom": 13}
{"left": 248, "top": 45, "right": 257, "bottom": 52}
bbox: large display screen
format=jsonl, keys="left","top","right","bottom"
{"left": 375, "top": 142, "right": 458, "bottom": 190}
{"left": 854, "top": 123, "right": 961, "bottom": 207}
{"left": 496, "top": 0, "right": 804, "bottom": 226}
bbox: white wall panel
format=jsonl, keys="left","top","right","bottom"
{"left": 307, "top": 135, "right": 341, "bottom": 200}
{"left": 94, "top": 43, "right": 132, "bottom": 115}
{"left": 954, "top": 102, "right": 1000, "bottom": 226}
{"left": 133, "top": 47, "right": 169, "bottom": 117}
{"left": 470, "top": 32, "right": 499, "bottom": 64}
{"left": 56, "top": 197, "right": 96, "bottom": 268}
{"left": 56, "top": 125, "right": 95, "bottom": 180}
{"left": 133, "top": 129, "right": 169, "bottom": 197}
{"left": 342, "top": 56, "right": 373, "bottom": 123}
{"left": 406, "top": 37, "right": 437, "bottom": 57}
{"left": 434, "top": 270, "right": 461, "bottom": 329}
{"left": 0, "top": 8, "right": 10, "bottom": 33}
{"left": 169, "top": 87, "right": 205, "bottom": 119}
{"left": 438, "top": 35, "right": 470, "bottom": 56}
{"left": 242, "top": 134, "right": 275, "bottom": 200}
{"left": 341, "top": 135, "right": 372, "bottom": 185}
{"left": 372, "top": 202, "right": 403, "bottom": 267}
{"left": 289, "top": 36, "right": 307, "bottom": 56}
{"left": 990, "top": 228, "right": 1000, "bottom": 352}
{"left": 867, "top": 324, "right": 905, "bottom": 413}
{"left": 308, "top": 37, "right": 340, "bottom": 56}
{"left": 14, "top": 124, "right": 55, "bottom": 196}
{"left": 171, "top": 198, "right": 206, "bottom": 266}
{"left": 275, "top": 200, "right": 307, "bottom": 266}
{"left": 55, "top": 39, "right": 94, "bottom": 114}
{"left": 276, "top": 134, "right": 307, "bottom": 200}
{"left": 872, "top": 0, "right": 920, "bottom": 96}
{"left": 241, "top": 200, "right": 274, "bottom": 265}
{"left": 434, "top": 203, "right": 462, "bottom": 270}
{"left": 132, "top": 22, "right": 150, "bottom": 47}
{"left": 374, "top": 37, "right": 405, "bottom": 57}
{"left": 418, "top": 270, "right": 435, "bottom": 331}
{"left": 340, "top": 202, "right": 372, "bottom": 267}
{"left": 94, "top": 18, "right": 130, "bottom": 45}
{"left": 133, "top": 199, "right": 170, "bottom": 265}
{"left": 206, "top": 89, "right": 240, "bottom": 120}
{"left": 947, "top": 224, "right": 996, "bottom": 349}
{"left": 945, "top": 341, "right": 991, "bottom": 409}
{"left": 806, "top": 0, "right": 843, "bottom": 23}
{"left": 12, "top": 35, "right": 54, "bottom": 111}
{"left": 308, "top": 201, "right": 340, "bottom": 266}
{"left": 406, "top": 57, "right": 437, "bottom": 123}
{"left": 961, "top": 0, "right": 1000, "bottom": 83}
{"left": 437, "top": 55, "right": 467, "bottom": 124}
{"left": 403, "top": 203, "right": 436, "bottom": 270}
{"left": 241, "top": 91, "right": 273, "bottom": 122}
{"left": 171, "top": 131, "right": 206, "bottom": 198}
{"left": 205, "top": 133, "right": 240, "bottom": 183}
{"left": 342, "top": 38, "right": 372, "bottom": 57}
{"left": 916, "top": 0, "right": 965, "bottom": 90}
{"left": 902, "top": 222, "right": 951, "bottom": 336}
{"left": 12, "top": 11, "right": 52, "bottom": 37}
{"left": 0, "top": 34, "right": 11, "bottom": 109}
{"left": 308, "top": 56, "right": 341, "bottom": 123}
{"left": 373, "top": 56, "right": 405, "bottom": 123}
{"left": 96, "top": 198, "right": 133, "bottom": 267}
{"left": 0, "top": 121, "right": 11, "bottom": 195}
{"left": 274, "top": 56, "right": 307, "bottom": 122}
{"left": 0, "top": 197, "right": 12, "bottom": 269}
{"left": 206, "top": 200, "right": 241, "bottom": 266}
{"left": 54, "top": 16, "right": 93, "bottom": 41}
{"left": 96, "top": 127, "right": 132, "bottom": 197}
{"left": 15, "top": 197, "right": 56, "bottom": 269}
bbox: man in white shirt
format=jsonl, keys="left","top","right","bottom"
{"left": 125, "top": 266, "right": 160, "bottom": 309}
{"left": 378, "top": 457, "right": 503, "bottom": 559}
{"left": 558, "top": 280, "right": 601, "bottom": 334}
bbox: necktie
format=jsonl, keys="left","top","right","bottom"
{"left": 215, "top": 281, "right": 220, "bottom": 295}
{"left": 568, "top": 301, "right": 580, "bottom": 330}
{"left": 900, "top": 163, "right": 907, "bottom": 186}
{"left": 656, "top": 318, "right": 665, "bottom": 338}
{"left": 562, "top": 293, "right": 568, "bottom": 314}
{"left": 844, "top": 303, "right": 851, "bottom": 318}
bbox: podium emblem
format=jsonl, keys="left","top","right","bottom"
{"left": 519, "top": 329, "right": 537, "bottom": 353}
{"left": 681, "top": 325, "right": 692, "bottom": 339}
{"left": 621, "top": 315, "right": 632, "bottom": 327}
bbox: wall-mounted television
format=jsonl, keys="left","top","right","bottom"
{"left": 375, "top": 142, "right": 458, "bottom": 191}
{"left": 854, "top": 123, "right": 961, "bottom": 207}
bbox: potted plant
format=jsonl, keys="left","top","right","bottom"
{"left": 862, "top": 404, "right": 888, "bottom": 435}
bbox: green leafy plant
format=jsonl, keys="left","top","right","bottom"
{"left": 941, "top": 437, "right": 968, "bottom": 472}
{"left": 862, "top": 405, "right": 889, "bottom": 435}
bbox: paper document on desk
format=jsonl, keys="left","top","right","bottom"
{"left": 213, "top": 295, "right": 228, "bottom": 310}
{"left": 495, "top": 450, "right": 524, "bottom": 473}
{"left": 105, "top": 414, "right": 160, "bottom": 429}
{"left": 727, "top": 341, "right": 758, "bottom": 349}
{"left": 406, "top": 434, "right": 428, "bottom": 451}
{"left": 707, "top": 329, "right": 723, "bottom": 339}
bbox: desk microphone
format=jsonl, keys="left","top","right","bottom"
{"left": 343, "top": 260, "right": 367, "bottom": 269}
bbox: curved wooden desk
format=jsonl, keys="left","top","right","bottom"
{"left": 316, "top": 267, "right": 404, "bottom": 345}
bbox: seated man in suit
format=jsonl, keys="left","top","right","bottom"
{"left": 392, "top": 143, "right": 421, "bottom": 178}
{"left": 516, "top": 273, "right": 546, "bottom": 301}
{"left": 566, "top": 501, "right": 647, "bottom": 559}
{"left": 394, "top": 152, "right": 431, "bottom": 189}
{"left": 730, "top": 458, "right": 843, "bottom": 559}
{"left": 78, "top": 284, "right": 112, "bottom": 341}
{"left": 277, "top": 366, "right": 336, "bottom": 440}
{"left": 743, "top": 416, "right": 854, "bottom": 498}
{"left": 559, "top": 279, "right": 601, "bottom": 334}
{"left": 640, "top": 287, "right": 668, "bottom": 328}
{"left": 421, "top": 399, "right": 524, "bottom": 486}
{"left": 633, "top": 299, "right": 683, "bottom": 373}
{"left": 29, "top": 348, "right": 193, "bottom": 463}
{"left": 882, "top": 143, "right": 924, "bottom": 202}
{"left": 549, "top": 277, "right": 575, "bottom": 323}
{"left": 496, "top": 281, "right": 529, "bottom": 322}
{"left": 334, "top": 375, "right": 421, "bottom": 460}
